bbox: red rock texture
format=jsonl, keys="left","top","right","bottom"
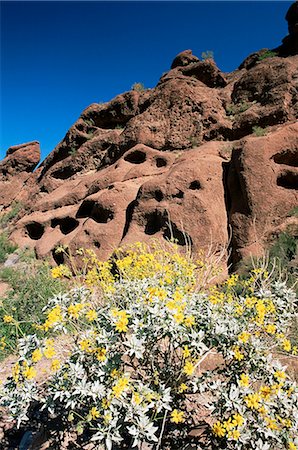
{"left": 0, "top": 141, "right": 40, "bottom": 207}
{"left": 1, "top": 3, "right": 298, "bottom": 269}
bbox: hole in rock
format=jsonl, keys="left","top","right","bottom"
{"left": 163, "top": 222, "right": 192, "bottom": 247}
{"left": 94, "top": 241, "right": 101, "bottom": 248}
{"left": 51, "top": 217, "right": 79, "bottom": 235}
{"left": 145, "top": 210, "right": 165, "bottom": 235}
{"left": 26, "top": 222, "right": 44, "bottom": 240}
{"left": 154, "top": 190, "right": 164, "bottom": 202}
{"left": 189, "top": 180, "right": 201, "bottom": 190}
{"left": 156, "top": 157, "right": 167, "bottom": 168}
{"left": 76, "top": 200, "right": 114, "bottom": 223}
{"left": 277, "top": 171, "right": 298, "bottom": 190}
{"left": 124, "top": 150, "right": 147, "bottom": 164}
{"left": 51, "top": 166, "right": 76, "bottom": 180}
{"left": 172, "top": 190, "right": 184, "bottom": 199}
{"left": 52, "top": 249, "right": 65, "bottom": 265}
{"left": 272, "top": 150, "right": 298, "bottom": 167}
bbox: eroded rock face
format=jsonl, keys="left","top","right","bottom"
{"left": 0, "top": 141, "right": 40, "bottom": 207}
{"left": 1, "top": 2, "right": 298, "bottom": 268}
{"left": 228, "top": 123, "right": 298, "bottom": 263}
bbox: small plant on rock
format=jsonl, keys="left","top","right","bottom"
{"left": 252, "top": 125, "right": 268, "bottom": 137}
{"left": 132, "top": 82, "right": 146, "bottom": 92}
{"left": 201, "top": 50, "right": 214, "bottom": 61}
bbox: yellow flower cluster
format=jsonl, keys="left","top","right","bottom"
{"left": 112, "top": 376, "right": 129, "bottom": 398}
{"left": 43, "top": 305, "right": 63, "bottom": 331}
{"left": 212, "top": 413, "right": 244, "bottom": 440}
{"left": 110, "top": 308, "right": 129, "bottom": 333}
{"left": 51, "top": 264, "right": 72, "bottom": 279}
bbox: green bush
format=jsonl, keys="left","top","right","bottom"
{"left": 0, "top": 233, "right": 17, "bottom": 263}
{"left": 258, "top": 50, "right": 278, "bottom": 61}
{"left": 0, "top": 202, "right": 23, "bottom": 228}
{"left": 0, "top": 254, "right": 66, "bottom": 360}
{"left": 252, "top": 125, "right": 268, "bottom": 137}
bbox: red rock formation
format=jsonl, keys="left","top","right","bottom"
{"left": 1, "top": 3, "right": 297, "bottom": 269}
{"left": 0, "top": 141, "right": 40, "bottom": 207}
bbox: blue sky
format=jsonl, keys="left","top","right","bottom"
{"left": 0, "top": 1, "right": 292, "bottom": 161}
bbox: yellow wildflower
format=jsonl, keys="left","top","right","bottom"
{"left": 170, "top": 409, "right": 184, "bottom": 424}
{"left": 67, "top": 303, "right": 84, "bottom": 319}
{"left": 51, "top": 359, "right": 61, "bottom": 372}
{"left": 32, "top": 348, "right": 43, "bottom": 363}
{"left": 183, "top": 360, "right": 195, "bottom": 376}
{"left": 89, "top": 406, "right": 100, "bottom": 420}
{"left": 182, "top": 345, "right": 191, "bottom": 358}
{"left": 232, "top": 414, "right": 244, "bottom": 427}
{"left": 259, "top": 385, "right": 271, "bottom": 400}
{"left": 244, "top": 393, "right": 261, "bottom": 410}
{"left": 238, "top": 331, "right": 250, "bottom": 344}
{"left": 239, "top": 373, "right": 249, "bottom": 387}
{"left": 173, "top": 311, "right": 184, "bottom": 324}
{"left": 233, "top": 346, "right": 244, "bottom": 361}
{"left": 0, "top": 337, "right": 6, "bottom": 350}
{"left": 179, "top": 383, "right": 188, "bottom": 393}
{"left": 282, "top": 339, "right": 292, "bottom": 352}
{"left": 265, "top": 417, "right": 279, "bottom": 431}
{"left": 44, "top": 345, "right": 56, "bottom": 359}
{"left": 274, "top": 370, "right": 286, "bottom": 381}
{"left": 86, "top": 309, "right": 98, "bottom": 321}
{"left": 51, "top": 264, "right": 72, "bottom": 279}
{"left": 12, "top": 363, "right": 20, "bottom": 382}
{"left": 132, "top": 392, "right": 142, "bottom": 405}
{"left": 112, "top": 376, "right": 129, "bottom": 398}
{"left": 79, "top": 339, "right": 92, "bottom": 352}
{"left": 102, "top": 398, "right": 110, "bottom": 409}
{"left": 212, "top": 421, "right": 226, "bottom": 437}
{"left": 3, "top": 315, "right": 14, "bottom": 323}
{"left": 184, "top": 315, "right": 195, "bottom": 327}
{"left": 265, "top": 323, "right": 276, "bottom": 334}
{"left": 23, "top": 365, "right": 37, "bottom": 380}
{"left": 228, "top": 429, "right": 240, "bottom": 440}
{"left": 288, "top": 442, "right": 297, "bottom": 450}
{"left": 96, "top": 347, "right": 107, "bottom": 362}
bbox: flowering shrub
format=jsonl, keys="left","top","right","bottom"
{"left": 0, "top": 243, "right": 297, "bottom": 449}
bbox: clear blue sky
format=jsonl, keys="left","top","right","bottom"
{"left": 0, "top": 1, "right": 292, "bottom": 161}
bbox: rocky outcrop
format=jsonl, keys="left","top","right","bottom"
{"left": 228, "top": 123, "right": 298, "bottom": 263}
{"left": 1, "top": 3, "right": 298, "bottom": 269}
{"left": 0, "top": 141, "right": 40, "bottom": 207}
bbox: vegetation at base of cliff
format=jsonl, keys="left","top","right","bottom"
{"left": 1, "top": 243, "right": 297, "bottom": 450}
{"left": 0, "top": 202, "right": 23, "bottom": 229}
{"left": 0, "top": 249, "right": 66, "bottom": 360}
{"left": 0, "top": 233, "right": 18, "bottom": 263}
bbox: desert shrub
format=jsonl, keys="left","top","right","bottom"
{"left": 0, "top": 202, "right": 23, "bottom": 228}
{"left": 0, "top": 243, "right": 297, "bottom": 449}
{"left": 131, "top": 82, "right": 146, "bottom": 92}
{"left": 201, "top": 50, "right": 214, "bottom": 61}
{"left": 287, "top": 206, "right": 298, "bottom": 218}
{"left": 0, "top": 252, "right": 66, "bottom": 360}
{"left": 226, "top": 101, "right": 254, "bottom": 117}
{"left": 258, "top": 50, "right": 278, "bottom": 61}
{"left": 252, "top": 126, "right": 268, "bottom": 137}
{"left": 0, "top": 233, "right": 17, "bottom": 263}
